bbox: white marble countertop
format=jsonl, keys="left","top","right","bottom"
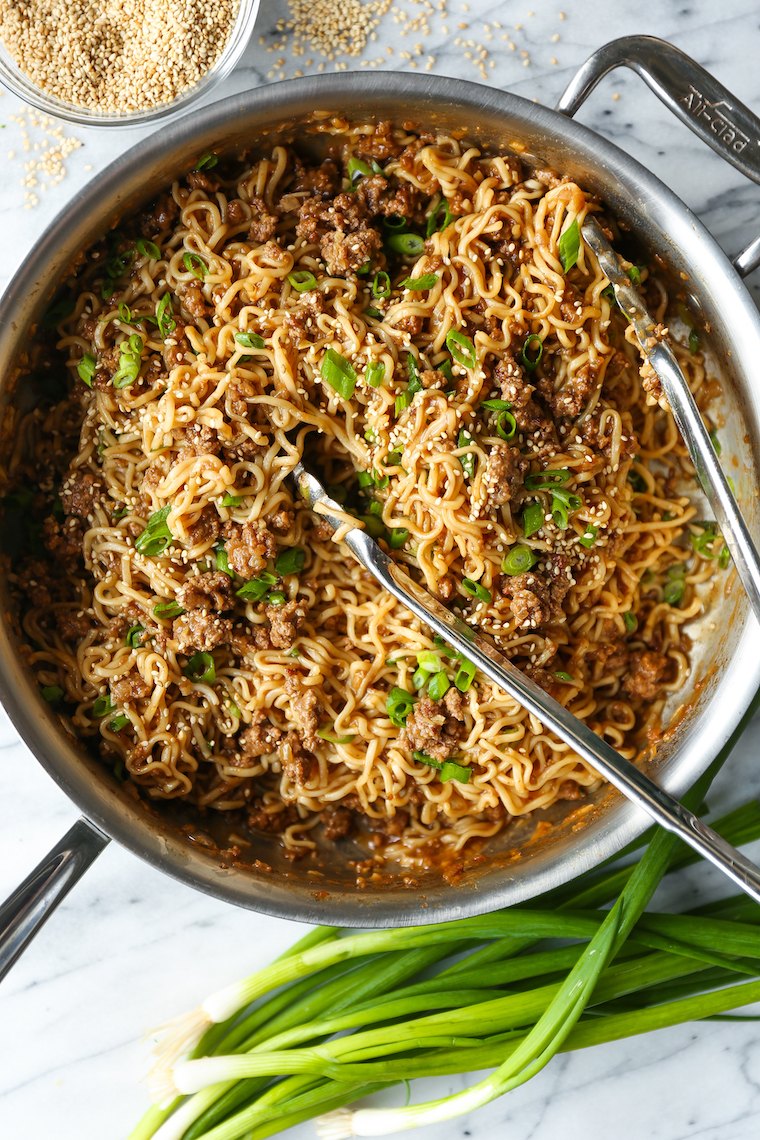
{"left": 2, "top": 2, "right": 760, "bottom": 1137}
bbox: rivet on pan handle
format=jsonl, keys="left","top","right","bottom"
{"left": 556, "top": 35, "right": 760, "bottom": 278}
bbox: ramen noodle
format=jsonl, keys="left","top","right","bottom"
{"left": 4, "top": 120, "right": 727, "bottom": 869}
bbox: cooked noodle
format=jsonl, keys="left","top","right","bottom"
{"left": 5, "top": 120, "right": 727, "bottom": 868}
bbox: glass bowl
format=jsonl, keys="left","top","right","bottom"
{"left": 0, "top": 0, "right": 262, "bottom": 129}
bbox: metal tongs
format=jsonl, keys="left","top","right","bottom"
{"left": 582, "top": 216, "right": 760, "bottom": 619}
{"left": 295, "top": 325, "right": 760, "bottom": 906}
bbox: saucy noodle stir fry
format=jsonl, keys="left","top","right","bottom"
{"left": 6, "top": 120, "right": 728, "bottom": 869}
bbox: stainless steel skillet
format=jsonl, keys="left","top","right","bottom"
{"left": 2, "top": 35, "right": 760, "bottom": 977}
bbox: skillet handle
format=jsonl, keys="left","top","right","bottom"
{"left": 0, "top": 816, "right": 109, "bottom": 983}
{"left": 556, "top": 34, "right": 760, "bottom": 277}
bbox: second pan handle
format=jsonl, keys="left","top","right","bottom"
{"left": 556, "top": 35, "right": 760, "bottom": 277}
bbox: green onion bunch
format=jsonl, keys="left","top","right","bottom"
{"left": 127, "top": 700, "right": 760, "bottom": 1140}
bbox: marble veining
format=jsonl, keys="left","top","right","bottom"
{"left": 2, "top": 2, "right": 760, "bottom": 1136}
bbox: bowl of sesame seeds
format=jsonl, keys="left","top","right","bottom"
{"left": 0, "top": 0, "right": 262, "bottom": 127}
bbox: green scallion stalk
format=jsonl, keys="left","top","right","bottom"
{"left": 288, "top": 270, "right": 317, "bottom": 292}
{"left": 558, "top": 218, "right": 580, "bottom": 273}
{"left": 321, "top": 349, "right": 357, "bottom": 400}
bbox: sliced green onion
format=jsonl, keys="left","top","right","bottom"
{"left": 426, "top": 197, "right": 454, "bottom": 238}
{"left": 664, "top": 579, "right": 685, "bottom": 606}
{"left": 221, "top": 493, "right": 242, "bottom": 507}
{"left": 135, "top": 505, "right": 172, "bottom": 556}
{"left": 93, "top": 694, "right": 115, "bottom": 717}
{"left": 481, "top": 398, "right": 513, "bottom": 411}
{"left": 446, "top": 329, "right": 476, "bottom": 369}
{"left": 372, "top": 271, "right": 391, "bottom": 298}
{"left": 387, "top": 232, "right": 425, "bottom": 255}
{"left": 502, "top": 545, "right": 537, "bottom": 575}
{"left": 136, "top": 239, "right": 161, "bottom": 259}
{"left": 215, "top": 544, "right": 231, "bottom": 577}
{"left": 668, "top": 563, "right": 686, "bottom": 579}
{"left": 629, "top": 470, "right": 647, "bottom": 493}
{"left": 578, "top": 524, "right": 599, "bottom": 548}
{"left": 126, "top": 624, "right": 145, "bottom": 648}
{"left": 386, "top": 685, "right": 417, "bottom": 726}
{"left": 551, "top": 487, "right": 582, "bottom": 530}
{"left": 553, "top": 671, "right": 575, "bottom": 683}
{"left": 628, "top": 265, "right": 642, "bottom": 286}
{"left": 374, "top": 471, "right": 389, "bottom": 489}
{"left": 321, "top": 348, "right": 357, "bottom": 400}
{"left": 384, "top": 450, "right": 403, "bottom": 467}
{"left": 183, "top": 252, "right": 208, "bottom": 279}
{"left": 326, "top": 483, "right": 348, "bottom": 504}
{"left": 41, "top": 685, "right": 63, "bottom": 703}
{"left": 689, "top": 328, "right": 700, "bottom": 354}
{"left": 236, "top": 331, "right": 265, "bottom": 350}
{"left": 77, "top": 353, "right": 96, "bottom": 387}
{"left": 109, "top": 714, "right": 130, "bottom": 732}
{"left": 370, "top": 159, "right": 386, "bottom": 178}
{"left": 521, "top": 334, "right": 544, "bottom": 372}
{"left": 454, "top": 658, "right": 476, "bottom": 692}
{"left": 348, "top": 156, "right": 372, "bottom": 183}
{"left": 357, "top": 261, "right": 373, "bottom": 276}
{"left": 719, "top": 545, "right": 731, "bottom": 569}
{"left": 275, "top": 547, "right": 305, "bottom": 575}
{"left": 118, "top": 301, "right": 132, "bottom": 323}
{"left": 196, "top": 153, "right": 218, "bottom": 170}
{"left": 317, "top": 724, "right": 356, "bottom": 744}
{"left": 153, "top": 601, "right": 184, "bottom": 619}
{"left": 365, "top": 308, "right": 383, "bottom": 320}
{"left": 559, "top": 218, "right": 580, "bottom": 272}
{"left": 400, "top": 273, "right": 438, "bottom": 291}
{"left": 624, "top": 611, "right": 638, "bottom": 633}
{"left": 357, "top": 471, "right": 374, "bottom": 488}
{"left": 112, "top": 339, "right": 142, "bottom": 389}
{"left": 288, "top": 270, "right": 317, "bottom": 292}
{"left": 156, "top": 294, "right": 175, "bottom": 337}
{"left": 413, "top": 667, "right": 432, "bottom": 691}
{"left": 416, "top": 650, "right": 440, "bottom": 672}
{"left": 389, "top": 527, "right": 409, "bottom": 549}
{"left": 690, "top": 521, "right": 718, "bottom": 558}
{"left": 457, "top": 430, "right": 476, "bottom": 478}
{"left": 407, "top": 354, "right": 423, "bottom": 394}
{"left": 522, "top": 503, "right": 544, "bottom": 539}
{"left": 709, "top": 429, "right": 722, "bottom": 456}
{"left": 395, "top": 390, "right": 413, "bottom": 416}
{"left": 265, "top": 591, "right": 287, "bottom": 605}
{"left": 366, "top": 361, "right": 385, "bottom": 388}
{"left": 462, "top": 578, "right": 491, "bottom": 603}
{"left": 383, "top": 214, "right": 407, "bottom": 231}
{"left": 184, "top": 651, "right": 216, "bottom": 684}
{"left": 496, "top": 411, "right": 517, "bottom": 441}
{"left": 428, "top": 671, "right": 450, "bottom": 701}
{"left": 602, "top": 283, "right": 615, "bottom": 303}
{"left": 236, "top": 571, "right": 278, "bottom": 602}
{"left": 439, "top": 359, "right": 454, "bottom": 386}
{"left": 227, "top": 699, "right": 242, "bottom": 718}
{"left": 525, "top": 468, "right": 571, "bottom": 491}
{"left": 440, "top": 759, "right": 472, "bottom": 783}
{"left": 358, "top": 513, "right": 386, "bottom": 538}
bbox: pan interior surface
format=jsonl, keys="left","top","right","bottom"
{"left": 0, "top": 73, "right": 757, "bottom": 926}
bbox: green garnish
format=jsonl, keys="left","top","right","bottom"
{"left": 462, "top": 578, "right": 491, "bottom": 604}
{"left": 387, "top": 232, "right": 425, "bottom": 256}
{"left": 413, "top": 751, "right": 472, "bottom": 783}
{"left": 624, "top": 611, "right": 638, "bottom": 633}
{"left": 41, "top": 685, "right": 64, "bottom": 703}
{"left": 383, "top": 214, "right": 407, "bottom": 231}
{"left": 551, "top": 487, "right": 582, "bottom": 530}
{"left": 689, "top": 328, "right": 700, "bottom": 354}
{"left": 215, "top": 544, "right": 231, "bottom": 577}
{"left": 109, "top": 714, "right": 130, "bottom": 732}
{"left": 237, "top": 571, "right": 279, "bottom": 602}
{"left": 521, "top": 503, "right": 544, "bottom": 539}
{"left": 664, "top": 579, "right": 685, "bottom": 606}
{"left": 502, "top": 545, "right": 537, "bottom": 575}
{"left": 196, "top": 153, "right": 218, "bottom": 170}
{"left": 156, "top": 294, "right": 175, "bottom": 337}
{"left": 221, "top": 493, "right": 242, "bottom": 507}
{"left": 709, "top": 429, "right": 721, "bottom": 456}
{"left": 389, "top": 528, "right": 409, "bottom": 549}
{"left": 372, "top": 271, "right": 391, "bottom": 298}
{"left": 400, "top": 273, "right": 438, "bottom": 291}
{"left": 265, "top": 591, "right": 287, "bottom": 606}
{"left": 428, "top": 671, "right": 450, "bottom": 701}
{"left": 136, "top": 239, "right": 161, "bottom": 259}
{"left": 578, "top": 524, "right": 599, "bottom": 548}
{"left": 40, "top": 298, "right": 74, "bottom": 329}
{"left": 558, "top": 218, "right": 580, "bottom": 272}
{"left": 183, "top": 652, "right": 216, "bottom": 684}
{"left": 126, "top": 624, "right": 145, "bottom": 648}
{"left": 628, "top": 266, "right": 642, "bottom": 286}
{"left": 719, "top": 545, "right": 731, "bottom": 569}
{"left": 275, "top": 547, "right": 306, "bottom": 575}
{"left": 135, "top": 505, "right": 172, "bottom": 556}
{"left": 236, "top": 331, "right": 265, "bottom": 350}
{"left": 153, "top": 601, "right": 184, "bottom": 619}
{"left": 521, "top": 334, "right": 543, "bottom": 372}
{"left": 446, "top": 330, "right": 476, "bottom": 369}
{"left": 365, "top": 308, "right": 383, "bottom": 320}
{"left": 457, "top": 430, "right": 476, "bottom": 478}
{"left": 553, "top": 671, "right": 576, "bottom": 684}
{"left": 77, "top": 353, "right": 96, "bottom": 388}
{"left": 321, "top": 349, "right": 357, "bottom": 400}
{"left": 395, "top": 390, "right": 414, "bottom": 416}
{"left": 426, "top": 197, "right": 454, "bottom": 237}
{"left": 288, "top": 270, "right": 317, "bottom": 292}
{"left": 348, "top": 156, "right": 372, "bottom": 184}
{"left": 524, "top": 468, "right": 570, "bottom": 491}
{"left": 386, "top": 686, "right": 417, "bottom": 727}
{"left": 183, "top": 252, "right": 208, "bottom": 279}
{"left": 317, "top": 724, "right": 356, "bottom": 744}
{"left": 93, "top": 694, "right": 115, "bottom": 717}
{"left": 112, "top": 334, "right": 143, "bottom": 389}
{"left": 366, "top": 361, "right": 385, "bottom": 388}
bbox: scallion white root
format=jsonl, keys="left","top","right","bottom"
{"left": 143, "top": 1007, "right": 213, "bottom": 1099}
{"left": 315, "top": 1108, "right": 357, "bottom": 1140}
{"left": 316, "top": 1084, "right": 498, "bottom": 1137}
